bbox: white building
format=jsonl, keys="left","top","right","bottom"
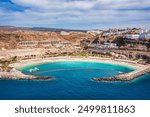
{"left": 126, "top": 34, "right": 140, "bottom": 39}
{"left": 103, "top": 43, "right": 118, "bottom": 49}
{"left": 138, "top": 29, "right": 150, "bottom": 39}
{"left": 87, "top": 30, "right": 103, "bottom": 35}
{"left": 90, "top": 43, "right": 118, "bottom": 49}
{"left": 60, "top": 31, "right": 70, "bottom": 36}
{"left": 138, "top": 29, "right": 150, "bottom": 34}
{"left": 139, "top": 34, "right": 150, "bottom": 39}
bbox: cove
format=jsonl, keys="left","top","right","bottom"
{"left": 0, "top": 61, "right": 150, "bottom": 100}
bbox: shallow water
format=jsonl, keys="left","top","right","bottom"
{"left": 0, "top": 61, "right": 150, "bottom": 100}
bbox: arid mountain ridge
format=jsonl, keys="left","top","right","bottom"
{"left": 0, "top": 26, "right": 87, "bottom": 32}
{"left": 0, "top": 26, "right": 94, "bottom": 49}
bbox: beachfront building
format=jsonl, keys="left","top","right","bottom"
{"left": 18, "top": 41, "right": 52, "bottom": 47}
{"left": 18, "top": 40, "right": 72, "bottom": 48}
{"left": 51, "top": 41, "right": 71, "bottom": 47}
{"left": 126, "top": 34, "right": 150, "bottom": 40}
{"left": 125, "top": 29, "right": 150, "bottom": 40}
{"left": 89, "top": 43, "right": 118, "bottom": 49}
{"left": 102, "top": 43, "right": 118, "bottom": 49}
{"left": 139, "top": 30, "right": 150, "bottom": 39}
{"left": 139, "top": 33, "right": 150, "bottom": 39}
{"left": 138, "top": 29, "right": 150, "bottom": 34}
{"left": 125, "top": 34, "right": 150, "bottom": 40}
{"left": 102, "top": 28, "right": 129, "bottom": 37}
{"left": 125, "top": 34, "right": 140, "bottom": 39}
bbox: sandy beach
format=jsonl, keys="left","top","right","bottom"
{"left": 10, "top": 56, "right": 147, "bottom": 69}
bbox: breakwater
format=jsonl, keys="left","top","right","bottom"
{"left": 93, "top": 65, "right": 150, "bottom": 82}
{"left": 0, "top": 70, "right": 53, "bottom": 80}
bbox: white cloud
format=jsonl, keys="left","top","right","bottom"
{"left": 0, "top": 0, "right": 150, "bottom": 29}
{"left": 11, "top": 0, "right": 96, "bottom": 10}
{"left": 11, "top": 0, "right": 150, "bottom": 10}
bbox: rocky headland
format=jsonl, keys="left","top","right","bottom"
{"left": 0, "top": 69, "right": 54, "bottom": 81}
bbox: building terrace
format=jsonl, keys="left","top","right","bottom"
{"left": 18, "top": 40, "right": 71, "bottom": 48}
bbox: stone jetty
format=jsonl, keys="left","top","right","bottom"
{"left": 93, "top": 65, "right": 150, "bottom": 82}
{"left": 0, "top": 70, "right": 54, "bottom": 80}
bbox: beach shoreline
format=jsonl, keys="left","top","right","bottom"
{"left": 10, "top": 56, "right": 147, "bottom": 69}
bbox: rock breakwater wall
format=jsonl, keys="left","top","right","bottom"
{"left": 93, "top": 65, "right": 150, "bottom": 82}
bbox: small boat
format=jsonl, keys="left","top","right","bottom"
{"left": 118, "top": 71, "right": 124, "bottom": 74}
{"left": 29, "top": 67, "right": 39, "bottom": 73}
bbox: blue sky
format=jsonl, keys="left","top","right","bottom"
{"left": 0, "top": 0, "right": 150, "bottom": 29}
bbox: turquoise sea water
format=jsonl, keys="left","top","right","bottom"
{"left": 0, "top": 61, "right": 150, "bottom": 100}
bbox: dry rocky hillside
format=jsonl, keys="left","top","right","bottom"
{"left": 0, "top": 29, "right": 95, "bottom": 49}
